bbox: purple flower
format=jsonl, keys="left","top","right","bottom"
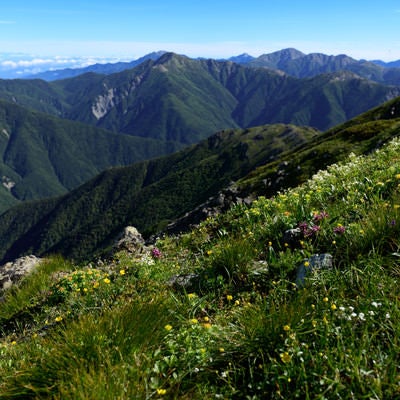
{"left": 333, "top": 225, "right": 346, "bottom": 235}
{"left": 151, "top": 247, "right": 162, "bottom": 258}
{"left": 313, "top": 211, "right": 329, "bottom": 221}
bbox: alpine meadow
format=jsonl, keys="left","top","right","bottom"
{"left": 0, "top": 47, "right": 400, "bottom": 399}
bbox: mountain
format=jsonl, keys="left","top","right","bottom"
{"left": 0, "top": 99, "right": 182, "bottom": 211}
{"left": 1, "top": 53, "right": 399, "bottom": 141}
{"left": 1, "top": 94, "right": 400, "bottom": 263}
{"left": 371, "top": 59, "right": 400, "bottom": 68}
{"left": 245, "top": 48, "right": 400, "bottom": 85}
{"left": 0, "top": 123, "right": 318, "bottom": 263}
{"left": 25, "top": 51, "right": 167, "bottom": 81}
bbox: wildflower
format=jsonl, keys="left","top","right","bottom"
{"left": 331, "top": 304, "right": 337, "bottom": 311}
{"left": 187, "top": 293, "right": 196, "bottom": 299}
{"left": 280, "top": 352, "right": 292, "bottom": 363}
{"left": 304, "top": 261, "right": 310, "bottom": 267}
{"left": 323, "top": 297, "right": 329, "bottom": 302}
{"left": 190, "top": 318, "right": 199, "bottom": 324}
{"left": 151, "top": 247, "right": 162, "bottom": 258}
{"left": 371, "top": 301, "right": 381, "bottom": 308}
{"left": 203, "top": 316, "right": 209, "bottom": 322}
{"left": 219, "top": 347, "right": 225, "bottom": 353}
{"left": 103, "top": 277, "right": 111, "bottom": 284}
{"left": 394, "top": 204, "right": 400, "bottom": 210}
{"left": 119, "top": 269, "right": 126, "bottom": 275}
{"left": 164, "top": 324, "right": 173, "bottom": 331}
{"left": 268, "top": 241, "right": 272, "bottom": 247}
{"left": 313, "top": 210, "right": 329, "bottom": 221}
{"left": 312, "top": 320, "right": 317, "bottom": 328}
{"left": 333, "top": 224, "right": 346, "bottom": 234}
{"left": 395, "top": 173, "right": 400, "bottom": 179}
{"left": 156, "top": 388, "right": 167, "bottom": 395}
{"left": 332, "top": 240, "right": 336, "bottom": 245}
{"left": 358, "top": 313, "right": 365, "bottom": 321}
{"left": 206, "top": 249, "right": 213, "bottom": 255}
{"left": 11, "top": 341, "right": 17, "bottom": 345}
{"left": 283, "top": 324, "right": 291, "bottom": 332}
{"left": 386, "top": 313, "right": 391, "bottom": 319}
{"left": 55, "top": 316, "right": 63, "bottom": 322}
{"left": 235, "top": 300, "right": 240, "bottom": 306}
{"left": 202, "top": 323, "right": 212, "bottom": 329}
{"left": 226, "top": 294, "right": 233, "bottom": 301}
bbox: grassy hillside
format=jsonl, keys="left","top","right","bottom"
{"left": 0, "top": 131, "right": 399, "bottom": 398}
{"left": 0, "top": 124, "right": 317, "bottom": 263}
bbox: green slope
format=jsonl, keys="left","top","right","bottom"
{"left": 0, "top": 124, "right": 317, "bottom": 263}
{"left": 0, "top": 99, "right": 182, "bottom": 209}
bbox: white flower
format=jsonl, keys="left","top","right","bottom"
{"left": 386, "top": 313, "right": 391, "bottom": 319}
{"left": 358, "top": 313, "right": 365, "bottom": 321}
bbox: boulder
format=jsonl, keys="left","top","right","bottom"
{"left": 296, "top": 253, "right": 333, "bottom": 287}
{"left": 113, "top": 226, "right": 146, "bottom": 254}
{"left": 0, "top": 255, "right": 42, "bottom": 292}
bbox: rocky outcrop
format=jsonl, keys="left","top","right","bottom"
{"left": 0, "top": 255, "right": 42, "bottom": 292}
{"left": 112, "top": 226, "right": 147, "bottom": 254}
{"left": 165, "top": 183, "right": 253, "bottom": 235}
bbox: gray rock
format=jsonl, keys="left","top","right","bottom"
{"left": 0, "top": 255, "right": 42, "bottom": 292}
{"left": 296, "top": 253, "right": 333, "bottom": 286}
{"left": 113, "top": 226, "right": 146, "bottom": 254}
{"left": 167, "top": 273, "right": 201, "bottom": 292}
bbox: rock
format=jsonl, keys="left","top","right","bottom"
{"left": 0, "top": 255, "right": 42, "bottom": 292}
{"left": 296, "top": 253, "right": 333, "bottom": 287}
{"left": 113, "top": 226, "right": 146, "bottom": 254}
{"left": 283, "top": 228, "right": 301, "bottom": 248}
{"left": 167, "top": 273, "right": 201, "bottom": 292}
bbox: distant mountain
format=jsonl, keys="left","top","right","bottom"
{"left": 0, "top": 99, "right": 182, "bottom": 210}
{"left": 1, "top": 53, "right": 399, "bottom": 142}
{"left": 25, "top": 51, "right": 167, "bottom": 81}
{"left": 371, "top": 59, "right": 400, "bottom": 68}
{"left": 1, "top": 95, "right": 400, "bottom": 263}
{"left": 242, "top": 48, "right": 400, "bottom": 86}
{"left": 227, "top": 53, "right": 255, "bottom": 63}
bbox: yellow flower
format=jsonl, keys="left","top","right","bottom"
{"left": 323, "top": 297, "right": 329, "bottom": 302}
{"left": 164, "top": 324, "right": 173, "bottom": 331}
{"left": 280, "top": 352, "right": 292, "bottom": 364}
{"left": 156, "top": 388, "right": 167, "bottom": 395}
{"left": 11, "top": 341, "right": 17, "bottom": 345}
{"left": 304, "top": 261, "right": 310, "bottom": 267}
{"left": 55, "top": 316, "right": 63, "bottom": 322}
{"left": 219, "top": 347, "right": 225, "bottom": 353}
{"left": 394, "top": 204, "right": 400, "bottom": 210}
{"left": 395, "top": 173, "right": 400, "bottom": 179}
{"left": 331, "top": 304, "right": 337, "bottom": 311}
{"left": 203, "top": 316, "right": 210, "bottom": 322}
{"left": 268, "top": 241, "right": 272, "bottom": 247}
{"left": 312, "top": 320, "right": 317, "bottom": 328}
{"left": 202, "top": 323, "right": 212, "bottom": 329}
{"left": 190, "top": 318, "right": 199, "bottom": 324}
{"left": 235, "top": 300, "right": 240, "bottom": 306}
{"left": 103, "top": 278, "right": 111, "bottom": 284}
{"left": 119, "top": 269, "right": 126, "bottom": 275}
{"left": 187, "top": 293, "right": 196, "bottom": 299}
{"left": 283, "top": 324, "right": 291, "bottom": 332}
{"left": 226, "top": 294, "right": 233, "bottom": 301}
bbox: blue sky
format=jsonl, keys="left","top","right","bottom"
{"left": 1, "top": 0, "right": 400, "bottom": 77}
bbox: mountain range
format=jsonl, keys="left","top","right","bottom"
{"left": 0, "top": 50, "right": 399, "bottom": 213}
{"left": 0, "top": 95, "right": 399, "bottom": 264}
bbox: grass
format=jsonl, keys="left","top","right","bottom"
{"left": 1, "top": 138, "right": 400, "bottom": 398}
